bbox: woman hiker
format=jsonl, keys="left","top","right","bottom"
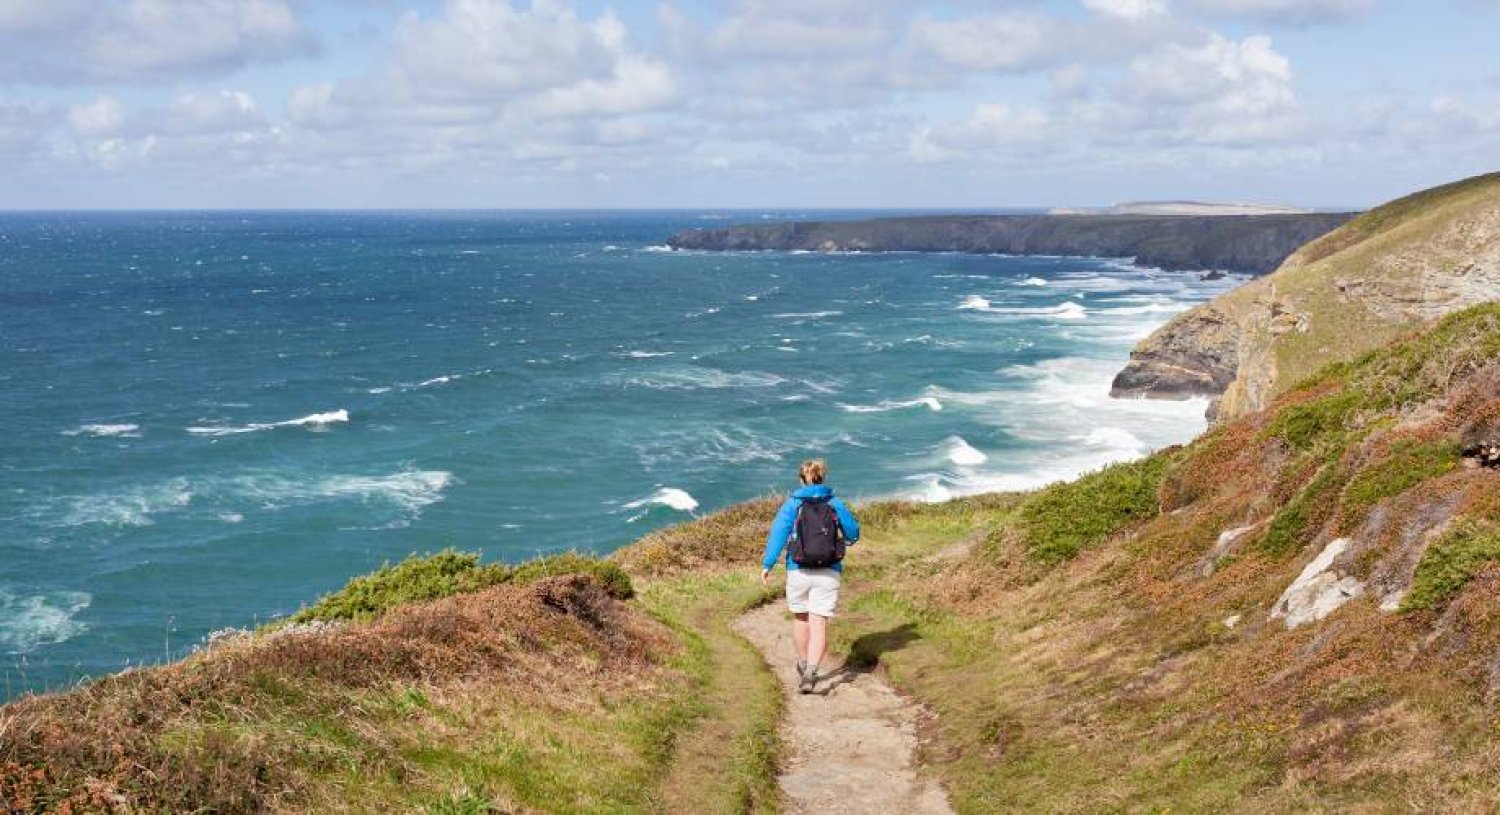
{"left": 760, "top": 459, "right": 862, "bottom": 693}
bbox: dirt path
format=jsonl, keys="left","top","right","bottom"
{"left": 733, "top": 604, "right": 956, "bottom": 815}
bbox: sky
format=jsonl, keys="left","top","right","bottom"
{"left": 0, "top": 0, "right": 1496, "bottom": 209}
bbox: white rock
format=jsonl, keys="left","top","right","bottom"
{"left": 1379, "top": 591, "right": 1405, "bottom": 612}
{"left": 1223, "top": 614, "right": 1242, "bottom": 629}
{"left": 1270, "top": 538, "right": 1367, "bottom": 628}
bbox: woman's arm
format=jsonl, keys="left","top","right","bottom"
{"left": 761, "top": 498, "right": 798, "bottom": 570}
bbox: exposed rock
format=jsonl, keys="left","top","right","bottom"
{"left": 1196, "top": 524, "right": 1259, "bottom": 577}
{"left": 667, "top": 213, "right": 1356, "bottom": 275}
{"left": 1112, "top": 305, "right": 1241, "bottom": 399}
{"left": 1111, "top": 172, "right": 1500, "bottom": 420}
{"left": 1271, "top": 538, "right": 1367, "bottom": 628}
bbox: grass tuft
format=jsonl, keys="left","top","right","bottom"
{"left": 1016, "top": 454, "right": 1171, "bottom": 564}
{"left": 289, "top": 550, "right": 632, "bottom": 624}
{"left": 1402, "top": 519, "right": 1500, "bottom": 611}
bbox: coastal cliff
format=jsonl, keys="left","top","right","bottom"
{"left": 667, "top": 212, "right": 1355, "bottom": 274}
{"left": 1112, "top": 172, "right": 1500, "bottom": 419}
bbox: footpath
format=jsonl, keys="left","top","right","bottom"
{"left": 733, "top": 604, "right": 956, "bottom": 815}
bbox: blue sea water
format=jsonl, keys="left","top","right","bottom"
{"left": 0, "top": 210, "right": 1244, "bottom": 699}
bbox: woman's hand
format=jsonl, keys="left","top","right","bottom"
{"left": 760, "top": 568, "right": 771, "bottom": 587}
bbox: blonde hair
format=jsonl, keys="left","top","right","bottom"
{"left": 798, "top": 459, "right": 827, "bottom": 485}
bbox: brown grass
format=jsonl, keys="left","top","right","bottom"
{"left": 0, "top": 575, "right": 676, "bottom": 813}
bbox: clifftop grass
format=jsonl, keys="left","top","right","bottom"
{"left": 288, "top": 550, "right": 632, "bottom": 624}
{"left": 824, "top": 304, "right": 1500, "bottom": 812}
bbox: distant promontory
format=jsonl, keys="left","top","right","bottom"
{"left": 666, "top": 212, "right": 1357, "bottom": 275}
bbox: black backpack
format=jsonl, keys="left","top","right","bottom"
{"left": 791, "top": 499, "right": 845, "bottom": 568}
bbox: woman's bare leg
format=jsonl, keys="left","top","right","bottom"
{"left": 793, "top": 612, "right": 810, "bottom": 664}
{"left": 807, "top": 613, "right": 828, "bottom": 670}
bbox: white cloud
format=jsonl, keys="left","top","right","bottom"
{"left": 910, "top": 11, "right": 1067, "bottom": 72}
{"left": 1128, "top": 33, "right": 1292, "bottom": 109}
{"left": 1430, "top": 95, "right": 1500, "bottom": 133}
{"left": 1083, "top": 0, "right": 1169, "bottom": 20}
{"left": 0, "top": 0, "right": 315, "bottom": 84}
{"left": 292, "top": 0, "right": 676, "bottom": 139}
{"left": 909, "top": 103, "right": 1052, "bottom": 162}
{"left": 164, "top": 90, "right": 267, "bottom": 134}
{"left": 67, "top": 95, "right": 125, "bottom": 135}
{"left": 1185, "top": 0, "right": 1375, "bottom": 25}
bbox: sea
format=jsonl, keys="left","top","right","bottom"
{"left": 0, "top": 210, "right": 1244, "bottom": 699}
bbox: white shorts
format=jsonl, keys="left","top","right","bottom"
{"left": 786, "top": 568, "right": 841, "bottom": 618}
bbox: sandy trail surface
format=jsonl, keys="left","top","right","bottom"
{"left": 733, "top": 603, "right": 956, "bottom": 815}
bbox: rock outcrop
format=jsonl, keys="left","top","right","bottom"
{"left": 667, "top": 212, "right": 1355, "bottom": 275}
{"left": 1109, "top": 305, "right": 1240, "bottom": 401}
{"left": 1113, "top": 172, "right": 1500, "bottom": 421}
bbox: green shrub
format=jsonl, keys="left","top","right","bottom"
{"left": 290, "top": 549, "right": 632, "bottom": 624}
{"left": 1401, "top": 519, "right": 1500, "bottom": 611}
{"left": 1258, "top": 453, "right": 1355, "bottom": 557}
{"left": 507, "top": 552, "right": 634, "bottom": 600}
{"left": 1263, "top": 388, "right": 1363, "bottom": 451}
{"left": 1018, "top": 454, "right": 1170, "bottom": 564}
{"left": 1339, "top": 439, "right": 1459, "bottom": 527}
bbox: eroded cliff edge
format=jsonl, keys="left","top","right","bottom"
{"left": 1111, "top": 172, "right": 1500, "bottom": 420}
{"left": 667, "top": 212, "right": 1355, "bottom": 274}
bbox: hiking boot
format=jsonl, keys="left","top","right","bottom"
{"left": 798, "top": 668, "right": 817, "bottom": 694}
{"left": 795, "top": 660, "right": 807, "bottom": 681}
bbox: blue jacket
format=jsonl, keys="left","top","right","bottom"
{"left": 762, "top": 485, "right": 861, "bottom": 572}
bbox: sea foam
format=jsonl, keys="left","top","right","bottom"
{"left": 623, "top": 487, "right": 700, "bottom": 521}
{"left": 957, "top": 295, "right": 1088, "bottom": 320}
{"left": 941, "top": 436, "right": 989, "bottom": 466}
{"left": 0, "top": 590, "right": 91, "bottom": 654}
{"left": 838, "top": 396, "right": 943, "bottom": 413}
{"left": 63, "top": 423, "right": 142, "bottom": 438}
{"left": 188, "top": 409, "right": 349, "bottom": 436}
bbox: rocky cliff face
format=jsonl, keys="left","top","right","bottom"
{"left": 1113, "top": 172, "right": 1500, "bottom": 420}
{"left": 668, "top": 212, "right": 1355, "bottom": 275}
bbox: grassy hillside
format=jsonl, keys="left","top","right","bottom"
{"left": 1218, "top": 171, "right": 1500, "bottom": 419}
{"left": 4, "top": 304, "right": 1497, "bottom": 812}
{"left": 0, "top": 552, "right": 779, "bottom": 814}
{"left": 832, "top": 304, "right": 1500, "bottom": 811}
{"left": 1114, "top": 171, "right": 1500, "bottom": 420}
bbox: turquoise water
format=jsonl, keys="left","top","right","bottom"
{"left": 0, "top": 211, "right": 1242, "bottom": 698}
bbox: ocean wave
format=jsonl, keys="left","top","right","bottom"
{"left": 772, "top": 311, "right": 843, "bottom": 319}
{"left": 56, "top": 477, "right": 194, "bottom": 526}
{"left": 1080, "top": 427, "right": 1148, "bottom": 456}
{"left": 48, "top": 468, "right": 453, "bottom": 528}
{"left": 621, "top": 350, "right": 675, "bottom": 359}
{"left": 187, "top": 409, "right": 349, "bottom": 437}
{"left": 1019, "top": 277, "right": 1048, "bottom": 286}
{"left": 622, "top": 487, "right": 699, "bottom": 521}
{"left": 957, "top": 295, "right": 1088, "bottom": 320}
{"left": 233, "top": 470, "right": 456, "bottom": 514}
{"left": 622, "top": 366, "right": 785, "bottom": 391}
{"left": 903, "top": 357, "right": 1212, "bottom": 503}
{"left": 63, "top": 423, "right": 141, "bottom": 438}
{"left": 838, "top": 396, "right": 943, "bottom": 413}
{"left": 0, "top": 590, "right": 91, "bottom": 654}
{"left": 941, "top": 436, "right": 989, "bottom": 466}
{"left": 640, "top": 245, "right": 675, "bottom": 253}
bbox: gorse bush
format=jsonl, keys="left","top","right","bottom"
{"left": 1339, "top": 439, "right": 1459, "bottom": 529}
{"left": 1259, "top": 454, "right": 1352, "bottom": 557}
{"left": 1402, "top": 519, "right": 1500, "bottom": 611}
{"left": 1018, "top": 453, "right": 1171, "bottom": 564}
{"left": 290, "top": 550, "right": 632, "bottom": 624}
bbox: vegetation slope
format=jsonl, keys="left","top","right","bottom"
{"left": 3, "top": 176, "right": 1498, "bottom": 813}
